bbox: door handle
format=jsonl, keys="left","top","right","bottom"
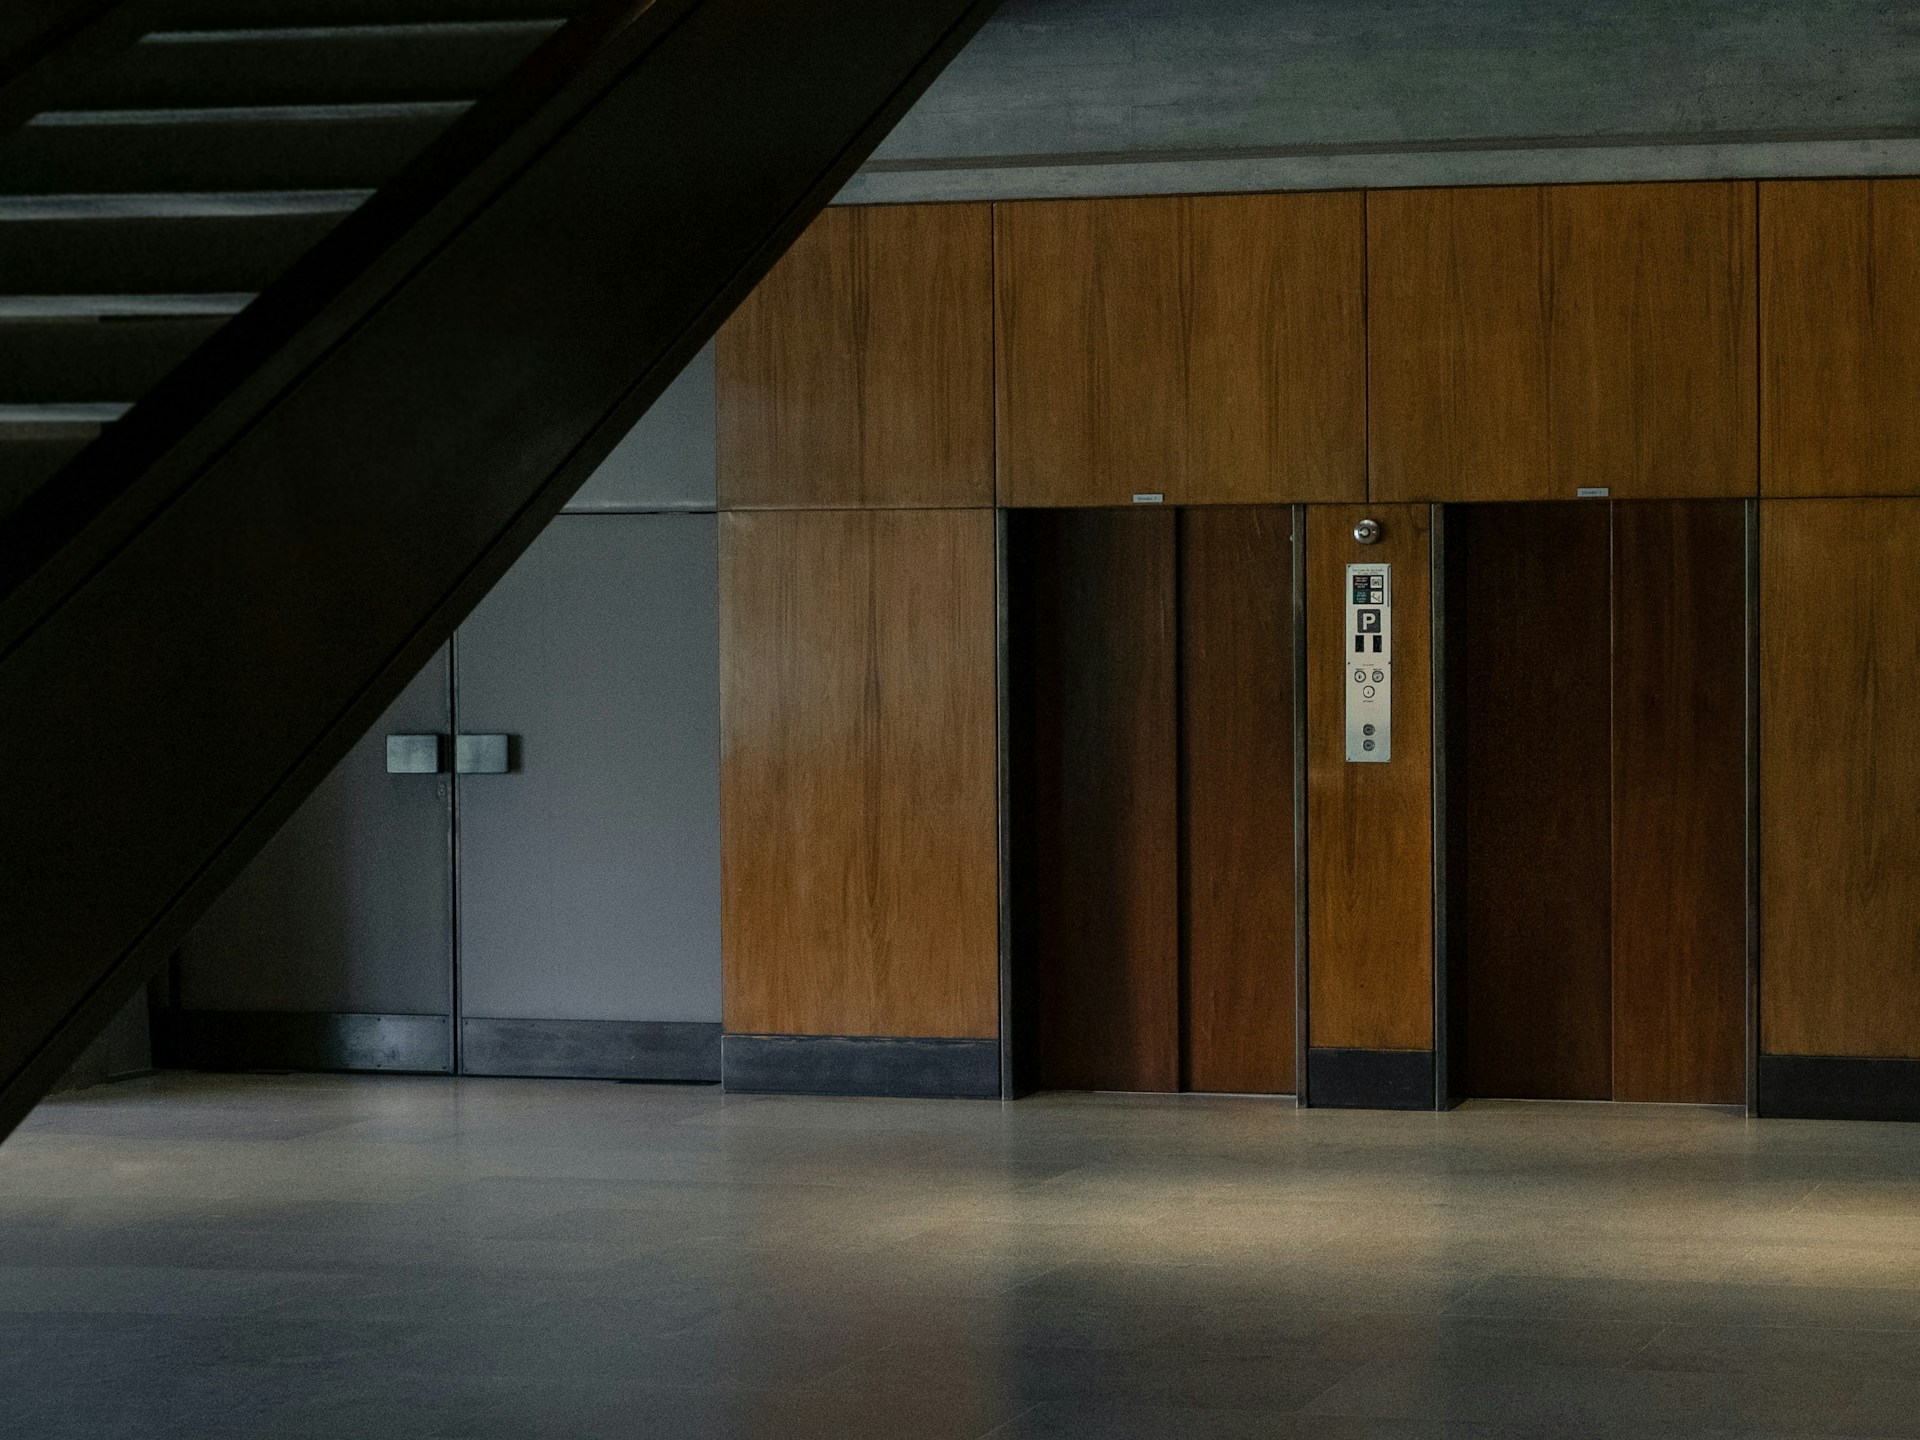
{"left": 385, "top": 734, "right": 446, "bottom": 774}
{"left": 454, "top": 734, "right": 512, "bottom": 774}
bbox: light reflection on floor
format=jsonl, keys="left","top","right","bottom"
{"left": 3, "top": 1074, "right": 1918, "bottom": 1438}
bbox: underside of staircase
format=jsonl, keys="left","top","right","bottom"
{"left": 0, "top": 0, "right": 999, "bottom": 1137}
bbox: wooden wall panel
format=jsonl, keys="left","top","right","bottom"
{"left": 995, "top": 193, "right": 1364, "bottom": 507}
{"left": 995, "top": 199, "right": 1181, "bottom": 508}
{"left": 1610, "top": 502, "right": 1747, "bottom": 1104}
{"left": 1371, "top": 183, "right": 1757, "bottom": 502}
{"left": 1181, "top": 508, "right": 1296, "bottom": 1094}
{"left": 1008, "top": 510, "right": 1180, "bottom": 1091}
{"left": 1761, "top": 499, "right": 1920, "bottom": 1058}
{"left": 1548, "top": 184, "right": 1756, "bottom": 500}
{"left": 1449, "top": 504, "right": 1613, "bottom": 1100}
{"left": 1368, "top": 188, "right": 1550, "bottom": 504}
{"left": 1762, "top": 180, "right": 1920, "bottom": 497}
{"left": 1306, "top": 505, "right": 1432, "bottom": 1052}
{"left": 716, "top": 204, "right": 993, "bottom": 508}
{"left": 719, "top": 510, "right": 999, "bottom": 1039}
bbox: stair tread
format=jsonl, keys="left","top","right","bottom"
{"left": 0, "top": 404, "right": 133, "bottom": 425}
{"left": 156, "top": 0, "right": 585, "bottom": 22}
{"left": 0, "top": 295, "right": 255, "bottom": 319}
{"left": 0, "top": 191, "right": 371, "bottom": 220}
{"left": 66, "top": 20, "right": 566, "bottom": 110}
{"left": 0, "top": 111, "right": 459, "bottom": 195}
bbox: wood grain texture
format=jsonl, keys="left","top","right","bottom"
{"left": 1368, "top": 187, "right": 1550, "bottom": 503}
{"left": 1610, "top": 501, "right": 1748, "bottom": 1104}
{"left": 1761, "top": 499, "right": 1920, "bottom": 1058}
{"left": 1548, "top": 184, "right": 1757, "bottom": 500}
{"left": 1762, "top": 180, "right": 1920, "bottom": 497}
{"left": 1371, "top": 183, "right": 1757, "bottom": 502}
{"left": 716, "top": 203, "right": 993, "bottom": 508}
{"left": 719, "top": 510, "right": 999, "bottom": 1039}
{"left": 1306, "top": 504, "right": 1432, "bottom": 1052}
{"left": 1181, "top": 508, "right": 1296, "bottom": 1094}
{"left": 1007, "top": 510, "right": 1180, "bottom": 1091}
{"left": 1448, "top": 504, "right": 1613, "bottom": 1101}
{"left": 995, "top": 193, "right": 1365, "bottom": 507}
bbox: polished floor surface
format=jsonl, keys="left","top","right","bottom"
{"left": 4, "top": 1076, "right": 1920, "bottom": 1438}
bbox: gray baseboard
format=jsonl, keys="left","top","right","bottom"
{"left": 155, "top": 1010, "right": 451, "bottom": 1074}
{"left": 461, "top": 1018, "right": 720, "bottom": 1082}
{"left": 1307, "top": 1047, "right": 1435, "bottom": 1110}
{"left": 723, "top": 1034, "right": 1000, "bottom": 1099}
{"left": 1758, "top": 1054, "right": 1920, "bottom": 1122}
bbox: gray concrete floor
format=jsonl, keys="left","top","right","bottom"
{"left": 3, "top": 1075, "right": 1920, "bottom": 1438}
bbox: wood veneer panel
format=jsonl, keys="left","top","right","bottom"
{"left": 1610, "top": 502, "right": 1747, "bottom": 1104}
{"left": 1368, "top": 188, "right": 1550, "bottom": 503}
{"left": 1181, "top": 508, "right": 1296, "bottom": 1094}
{"left": 716, "top": 203, "right": 993, "bottom": 508}
{"left": 1449, "top": 504, "right": 1613, "bottom": 1100}
{"left": 1184, "top": 194, "right": 1366, "bottom": 505}
{"left": 1306, "top": 505, "right": 1432, "bottom": 1052}
{"left": 994, "top": 193, "right": 1364, "bottom": 507}
{"left": 1549, "top": 184, "right": 1757, "bottom": 500}
{"left": 1008, "top": 510, "right": 1179, "bottom": 1091}
{"left": 719, "top": 510, "right": 999, "bottom": 1039}
{"left": 1762, "top": 180, "right": 1920, "bottom": 497}
{"left": 1371, "top": 183, "right": 1757, "bottom": 502}
{"left": 995, "top": 200, "right": 1180, "bottom": 508}
{"left": 1761, "top": 499, "right": 1920, "bottom": 1058}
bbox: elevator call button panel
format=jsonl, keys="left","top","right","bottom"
{"left": 1345, "top": 563, "right": 1391, "bottom": 763}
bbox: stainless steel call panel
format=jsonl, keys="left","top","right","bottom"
{"left": 1345, "top": 563, "right": 1391, "bottom": 763}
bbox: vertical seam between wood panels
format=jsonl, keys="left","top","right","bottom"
{"left": 1361, "top": 191, "right": 1372, "bottom": 503}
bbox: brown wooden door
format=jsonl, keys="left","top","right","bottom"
{"left": 1762, "top": 180, "right": 1920, "bottom": 498}
{"left": 716, "top": 204, "right": 993, "bottom": 508}
{"left": 1181, "top": 508, "right": 1296, "bottom": 1093}
{"left": 1370, "top": 183, "right": 1756, "bottom": 503}
{"left": 719, "top": 509, "right": 1000, "bottom": 1040}
{"left": 1609, "top": 502, "right": 1748, "bottom": 1104}
{"left": 1440, "top": 500, "right": 1747, "bottom": 1104}
{"left": 1448, "top": 503, "right": 1614, "bottom": 1100}
{"left": 994, "top": 193, "right": 1365, "bottom": 507}
{"left": 1006, "top": 509, "right": 1181, "bottom": 1091}
{"left": 1761, "top": 499, "right": 1920, "bottom": 1059}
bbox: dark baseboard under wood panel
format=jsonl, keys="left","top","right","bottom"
{"left": 461, "top": 1019, "right": 720, "bottom": 1083}
{"left": 722, "top": 1034, "right": 1001, "bottom": 1099}
{"left": 155, "top": 1010, "right": 451, "bottom": 1074}
{"left": 1758, "top": 1055, "right": 1920, "bottom": 1122}
{"left": 156, "top": 1012, "right": 724, "bottom": 1082}
{"left": 1307, "top": 1048, "right": 1435, "bottom": 1110}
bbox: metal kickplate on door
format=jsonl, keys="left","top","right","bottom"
{"left": 1345, "top": 563, "right": 1391, "bottom": 762}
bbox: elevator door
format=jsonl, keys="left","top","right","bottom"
{"left": 1006, "top": 506, "right": 1297, "bottom": 1095}
{"left": 1443, "top": 500, "right": 1747, "bottom": 1105}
